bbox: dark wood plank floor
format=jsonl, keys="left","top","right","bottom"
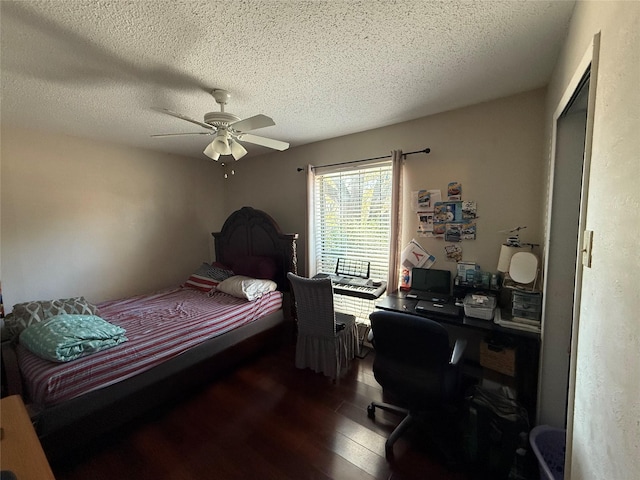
{"left": 51, "top": 341, "right": 475, "bottom": 480}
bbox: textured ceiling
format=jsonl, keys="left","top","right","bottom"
{"left": 1, "top": 0, "right": 575, "bottom": 160}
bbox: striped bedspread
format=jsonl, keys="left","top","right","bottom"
{"left": 17, "top": 287, "right": 282, "bottom": 407}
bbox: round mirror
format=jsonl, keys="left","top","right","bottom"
{"left": 509, "top": 252, "right": 538, "bottom": 284}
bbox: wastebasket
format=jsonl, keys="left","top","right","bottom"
{"left": 529, "top": 425, "right": 566, "bottom": 480}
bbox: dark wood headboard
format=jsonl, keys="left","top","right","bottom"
{"left": 212, "top": 207, "right": 298, "bottom": 291}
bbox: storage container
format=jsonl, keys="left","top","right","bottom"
{"left": 480, "top": 340, "right": 516, "bottom": 376}
{"left": 463, "top": 294, "right": 496, "bottom": 320}
{"left": 512, "top": 308, "right": 541, "bottom": 320}
{"left": 529, "top": 425, "right": 566, "bottom": 480}
{"left": 512, "top": 291, "right": 542, "bottom": 306}
{"left": 512, "top": 291, "right": 542, "bottom": 322}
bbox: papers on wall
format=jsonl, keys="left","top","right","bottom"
{"left": 448, "top": 181, "right": 462, "bottom": 200}
{"left": 401, "top": 239, "right": 435, "bottom": 270}
{"left": 462, "top": 201, "right": 477, "bottom": 219}
{"left": 413, "top": 189, "right": 442, "bottom": 237}
{"left": 414, "top": 183, "right": 477, "bottom": 243}
{"left": 444, "top": 244, "right": 463, "bottom": 262}
{"left": 417, "top": 211, "right": 435, "bottom": 236}
{"left": 412, "top": 189, "right": 442, "bottom": 212}
{"left": 432, "top": 200, "right": 477, "bottom": 241}
{"left": 400, "top": 239, "right": 435, "bottom": 289}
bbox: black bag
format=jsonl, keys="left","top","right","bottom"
{"left": 463, "top": 386, "right": 530, "bottom": 479}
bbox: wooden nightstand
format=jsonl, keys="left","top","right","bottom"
{"left": 0, "top": 395, "right": 55, "bottom": 479}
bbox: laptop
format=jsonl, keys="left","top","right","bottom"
{"left": 406, "top": 268, "right": 460, "bottom": 317}
{"left": 406, "top": 268, "right": 452, "bottom": 302}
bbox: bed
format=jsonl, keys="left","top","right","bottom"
{"left": 1, "top": 206, "right": 298, "bottom": 458}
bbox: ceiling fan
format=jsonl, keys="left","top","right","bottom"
{"left": 151, "top": 89, "right": 289, "bottom": 161}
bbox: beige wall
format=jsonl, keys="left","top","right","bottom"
{"left": 398, "top": 90, "right": 544, "bottom": 275}
{"left": 544, "top": 1, "right": 640, "bottom": 478}
{"left": 1, "top": 126, "right": 226, "bottom": 308}
{"left": 227, "top": 89, "right": 545, "bottom": 280}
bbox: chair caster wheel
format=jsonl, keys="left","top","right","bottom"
{"left": 367, "top": 404, "right": 375, "bottom": 419}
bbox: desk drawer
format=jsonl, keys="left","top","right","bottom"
{"left": 511, "top": 305, "right": 540, "bottom": 320}
{"left": 512, "top": 299, "right": 541, "bottom": 312}
{"left": 511, "top": 308, "right": 541, "bottom": 320}
{"left": 512, "top": 291, "right": 542, "bottom": 307}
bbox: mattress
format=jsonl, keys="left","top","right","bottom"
{"left": 17, "top": 287, "right": 282, "bottom": 407}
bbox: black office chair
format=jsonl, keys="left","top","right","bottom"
{"left": 367, "top": 310, "right": 467, "bottom": 458}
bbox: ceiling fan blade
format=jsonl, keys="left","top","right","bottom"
{"left": 230, "top": 114, "right": 275, "bottom": 133}
{"left": 151, "top": 132, "right": 213, "bottom": 137}
{"left": 237, "top": 133, "right": 289, "bottom": 151}
{"left": 152, "top": 107, "right": 214, "bottom": 130}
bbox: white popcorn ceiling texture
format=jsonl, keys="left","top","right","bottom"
{"left": 1, "top": 1, "right": 575, "bottom": 159}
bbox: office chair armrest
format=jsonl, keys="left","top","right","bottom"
{"left": 449, "top": 338, "right": 467, "bottom": 366}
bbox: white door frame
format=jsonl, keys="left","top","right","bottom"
{"left": 542, "top": 32, "right": 600, "bottom": 479}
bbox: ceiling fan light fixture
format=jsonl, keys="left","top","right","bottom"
{"left": 212, "top": 129, "right": 231, "bottom": 155}
{"left": 152, "top": 89, "right": 289, "bottom": 164}
{"left": 230, "top": 139, "right": 248, "bottom": 161}
{"left": 203, "top": 142, "right": 220, "bottom": 160}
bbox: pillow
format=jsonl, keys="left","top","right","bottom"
{"left": 184, "top": 262, "right": 235, "bottom": 292}
{"left": 19, "top": 314, "right": 127, "bottom": 363}
{"left": 5, "top": 301, "right": 45, "bottom": 338}
{"left": 183, "top": 274, "right": 220, "bottom": 292}
{"left": 5, "top": 296, "right": 98, "bottom": 339}
{"left": 205, "top": 263, "right": 235, "bottom": 281}
{"left": 211, "top": 262, "right": 234, "bottom": 274}
{"left": 230, "top": 256, "right": 277, "bottom": 281}
{"left": 217, "top": 275, "right": 277, "bottom": 301}
{"left": 40, "top": 296, "right": 99, "bottom": 318}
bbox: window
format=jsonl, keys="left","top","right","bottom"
{"left": 311, "top": 161, "right": 393, "bottom": 322}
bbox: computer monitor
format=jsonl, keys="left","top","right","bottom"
{"left": 411, "top": 268, "right": 451, "bottom": 295}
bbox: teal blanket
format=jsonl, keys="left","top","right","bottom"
{"left": 20, "top": 314, "right": 127, "bottom": 362}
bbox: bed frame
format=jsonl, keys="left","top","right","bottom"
{"left": 213, "top": 206, "right": 298, "bottom": 292}
{"left": 1, "top": 206, "right": 298, "bottom": 459}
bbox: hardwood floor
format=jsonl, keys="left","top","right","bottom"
{"left": 51, "top": 341, "right": 475, "bottom": 480}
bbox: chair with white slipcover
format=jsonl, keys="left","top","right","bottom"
{"left": 287, "top": 272, "right": 358, "bottom": 381}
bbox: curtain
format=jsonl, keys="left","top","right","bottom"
{"left": 305, "top": 164, "right": 315, "bottom": 277}
{"left": 387, "top": 150, "right": 404, "bottom": 293}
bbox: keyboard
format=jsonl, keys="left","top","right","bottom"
{"left": 333, "top": 276, "right": 370, "bottom": 286}
{"left": 333, "top": 282, "right": 387, "bottom": 300}
{"left": 313, "top": 274, "right": 387, "bottom": 300}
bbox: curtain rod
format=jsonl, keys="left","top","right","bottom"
{"left": 296, "top": 147, "right": 430, "bottom": 172}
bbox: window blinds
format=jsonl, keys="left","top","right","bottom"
{"left": 313, "top": 162, "right": 393, "bottom": 321}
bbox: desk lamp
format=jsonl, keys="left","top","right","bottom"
{"left": 497, "top": 227, "right": 539, "bottom": 291}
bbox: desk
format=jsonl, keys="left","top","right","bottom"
{"left": 376, "top": 292, "right": 540, "bottom": 340}
{"left": 375, "top": 291, "right": 540, "bottom": 419}
{"left": 0, "top": 395, "right": 56, "bottom": 479}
